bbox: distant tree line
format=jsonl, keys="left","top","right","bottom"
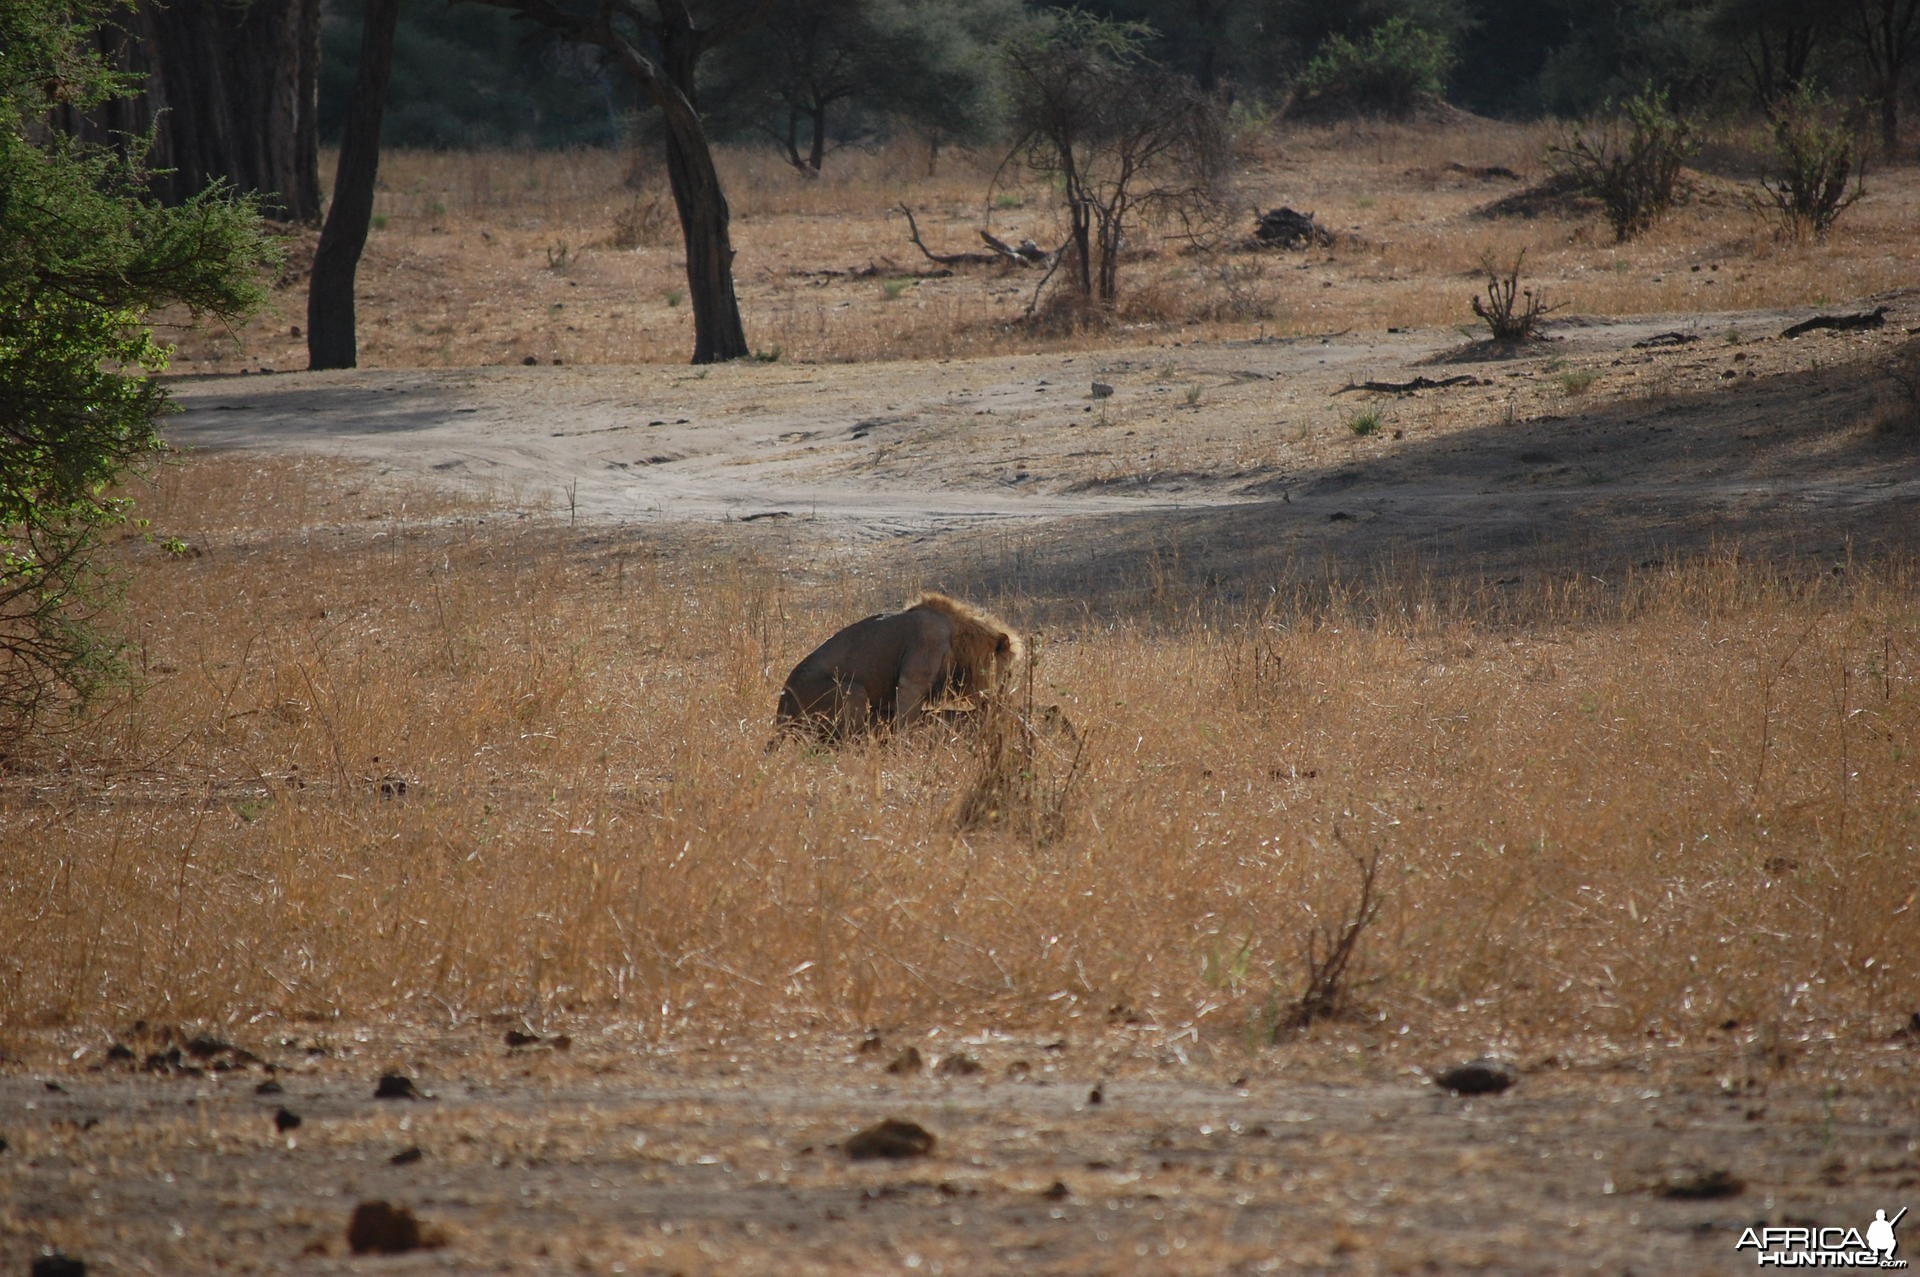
{"left": 319, "top": 0, "right": 1918, "bottom": 151}
{"left": 41, "top": 0, "right": 1920, "bottom": 371}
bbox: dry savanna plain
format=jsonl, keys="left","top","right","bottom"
{"left": 4, "top": 119, "right": 1920, "bottom": 1274}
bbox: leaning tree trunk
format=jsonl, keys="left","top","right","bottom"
{"left": 652, "top": 33, "right": 749, "bottom": 364}
{"left": 806, "top": 103, "right": 827, "bottom": 174}
{"left": 659, "top": 93, "right": 751, "bottom": 363}
{"left": 60, "top": 0, "right": 322, "bottom": 221}
{"left": 465, "top": 0, "right": 753, "bottom": 364}
{"left": 308, "top": 0, "right": 402, "bottom": 370}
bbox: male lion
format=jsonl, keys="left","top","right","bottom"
{"left": 774, "top": 593, "right": 1024, "bottom": 741}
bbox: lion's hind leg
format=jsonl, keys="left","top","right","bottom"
{"left": 833, "top": 680, "right": 874, "bottom": 741}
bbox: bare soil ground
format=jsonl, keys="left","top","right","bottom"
{"left": 163, "top": 296, "right": 1920, "bottom": 608}
{"left": 7, "top": 128, "right": 1920, "bottom": 1274}
{"left": 7, "top": 1024, "right": 1920, "bottom": 1275}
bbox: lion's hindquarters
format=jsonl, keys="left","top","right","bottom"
{"left": 773, "top": 596, "right": 1023, "bottom": 744}
{"left": 775, "top": 611, "right": 923, "bottom": 739}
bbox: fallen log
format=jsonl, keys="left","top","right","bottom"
{"left": 1336, "top": 374, "right": 1488, "bottom": 394}
{"left": 978, "top": 229, "right": 1053, "bottom": 263}
{"left": 1782, "top": 306, "right": 1889, "bottom": 338}
{"left": 896, "top": 204, "right": 1006, "bottom": 267}
{"left": 897, "top": 205, "right": 1060, "bottom": 268}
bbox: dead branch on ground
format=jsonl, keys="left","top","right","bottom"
{"left": 1336, "top": 375, "right": 1487, "bottom": 394}
{"left": 1277, "top": 844, "right": 1386, "bottom": 1037}
{"left": 1781, "top": 306, "right": 1888, "bottom": 338}
{"left": 897, "top": 204, "right": 1052, "bottom": 268}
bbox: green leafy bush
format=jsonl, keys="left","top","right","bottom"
{"left": 1549, "top": 86, "right": 1695, "bottom": 242}
{"left": 1292, "top": 18, "right": 1455, "bottom": 120}
{"left": 1758, "top": 85, "right": 1864, "bottom": 241}
{"left": 1, "top": 0, "right": 273, "bottom": 723}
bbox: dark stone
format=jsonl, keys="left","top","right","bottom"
{"left": 1435, "top": 1058, "right": 1518, "bottom": 1095}
{"left": 346, "top": 1200, "right": 429, "bottom": 1254}
{"left": 1658, "top": 1168, "right": 1745, "bottom": 1200}
{"left": 373, "top": 1073, "right": 425, "bottom": 1100}
{"left": 845, "top": 1118, "right": 936, "bottom": 1161}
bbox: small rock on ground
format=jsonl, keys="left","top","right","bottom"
{"left": 845, "top": 1118, "right": 936, "bottom": 1160}
{"left": 347, "top": 1200, "right": 439, "bottom": 1253}
{"left": 1434, "top": 1058, "right": 1518, "bottom": 1095}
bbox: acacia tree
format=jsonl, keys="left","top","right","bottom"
{"left": 1001, "top": 11, "right": 1229, "bottom": 309}
{"left": 466, "top": 0, "right": 759, "bottom": 363}
{"left": 708, "top": 0, "right": 1013, "bottom": 175}
{"left": 1709, "top": 0, "right": 1831, "bottom": 114}
{"left": 1, "top": 0, "right": 273, "bottom": 724}
{"left": 1848, "top": 0, "right": 1920, "bottom": 154}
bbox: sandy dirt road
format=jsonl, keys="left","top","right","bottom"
{"left": 159, "top": 300, "right": 1920, "bottom": 621}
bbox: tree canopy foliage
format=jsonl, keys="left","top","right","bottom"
{"left": 319, "top": 0, "right": 1918, "bottom": 148}
{"left": 1290, "top": 15, "right": 1456, "bottom": 119}
{"left": 1001, "top": 10, "right": 1230, "bottom": 308}
{"left": 1, "top": 0, "right": 273, "bottom": 723}
{"left": 704, "top": 0, "right": 1019, "bottom": 174}
{"left": 319, "top": 0, "right": 630, "bottom": 148}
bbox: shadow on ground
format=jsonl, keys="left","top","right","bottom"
{"left": 923, "top": 340, "right": 1920, "bottom": 622}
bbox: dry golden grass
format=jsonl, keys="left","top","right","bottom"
{"left": 4, "top": 455, "right": 1914, "bottom": 1058}
{"left": 7, "top": 119, "right": 1918, "bottom": 1277}
{"left": 161, "top": 118, "right": 1920, "bottom": 373}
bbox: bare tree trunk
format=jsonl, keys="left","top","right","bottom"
{"left": 1746, "top": 23, "right": 1823, "bottom": 114}
{"left": 473, "top": 0, "right": 752, "bottom": 364}
{"left": 1069, "top": 200, "right": 1094, "bottom": 299}
{"left": 781, "top": 105, "right": 806, "bottom": 171}
{"left": 645, "top": 12, "right": 750, "bottom": 363}
{"left": 1096, "top": 211, "right": 1121, "bottom": 305}
{"left": 807, "top": 103, "right": 827, "bottom": 174}
{"left": 660, "top": 97, "right": 750, "bottom": 363}
{"left": 1061, "top": 153, "right": 1093, "bottom": 299}
{"left": 308, "top": 0, "right": 403, "bottom": 370}
{"left": 59, "top": 0, "right": 321, "bottom": 221}
{"left": 1853, "top": 0, "right": 1920, "bottom": 155}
